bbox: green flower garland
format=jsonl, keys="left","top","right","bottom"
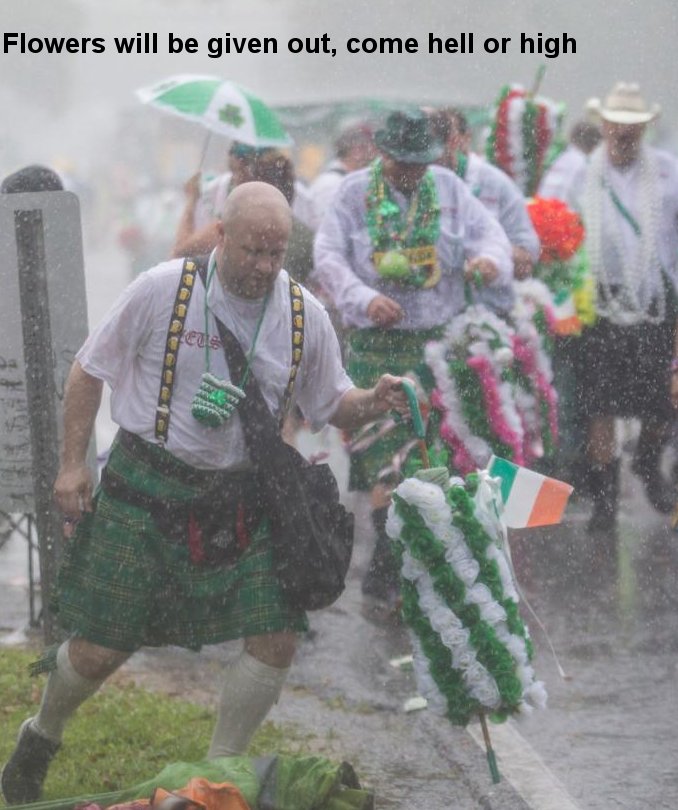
{"left": 392, "top": 486, "right": 531, "bottom": 725}
{"left": 389, "top": 473, "right": 545, "bottom": 728}
{"left": 451, "top": 360, "right": 514, "bottom": 462}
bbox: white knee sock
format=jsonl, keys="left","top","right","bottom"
{"left": 208, "top": 651, "right": 290, "bottom": 758}
{"left": 32, "top": 641, "right": 107, "bottom": 743}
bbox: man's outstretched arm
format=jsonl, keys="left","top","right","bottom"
{"left": 53, "top": 360, "right": 103, "bottom": 532}
{"left": 329, "top": 374, "right": 408, "bottom": 431}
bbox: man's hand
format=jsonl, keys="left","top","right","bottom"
{"left": 330, "top": 374, "right": 411, "bottom": 430}
{"left": 372, "top": 374, "right": 410, "bottom": 416}
{"left": 512, "top": 246, "right": 534, "bottom": 280}
{"left": 184, "top": 172, "right": 201, "bottom": 204}
{"left": 367, "top": 295, "right": 404, "bottom": 327}
{"left": 53, "top": 463, "right": 94, "bottom": 538}
{"left": 464, "top": 257, "right": 499, "bottom": 286}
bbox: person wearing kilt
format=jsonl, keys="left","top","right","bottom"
{"left": 1, "top": 182, "right": 412, "bottom": 805}
{"left": 558, "top": 83, "right": 678, "bottom": 532}
{"left": 312, "top": 110, "right": 513, "bottom": 606}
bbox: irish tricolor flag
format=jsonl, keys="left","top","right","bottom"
{"left": 551, "top": 292, "right": 582, "bottom": 337}
{"left": 488, "top": 456, "right": 573, "bottom": 528}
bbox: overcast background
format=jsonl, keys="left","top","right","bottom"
{"left": 2, "top": 0, "right": 677, "bottom": 176}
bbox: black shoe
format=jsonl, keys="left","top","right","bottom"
{"left": 0, "top": 719, "right": 60, "bottom": 804}
{"left": 587, "top": 461, "right": 620, "bottom": 533}
{"left": 587, "top": 502, "right": 617, "bottom": 533}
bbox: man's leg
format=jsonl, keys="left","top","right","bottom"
{"left": 361, "top": 483, "right": 399, "bottom": 604}
{"left": 208, "top": 632, "right": 297, "bottom": 758}
{"left": 586, "top": 415, "right": 619, "bottom": 532}
{"left": 632, "top": 417, "right": 674, "bottom": 513}
{"left": 1, "top": 638, "right": 131, "bottom": 805}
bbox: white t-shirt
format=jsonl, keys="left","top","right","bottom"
{"left": 308, "top": 160, "right": 348, "bottom": 230}
{"left": 77, "top": 260, "right": 353, "bottom": 470}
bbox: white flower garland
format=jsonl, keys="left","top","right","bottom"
{"left": 388, "top": 476, "right": 548, "bottom": 717}
{"left": 511, "top": 281, "right": 558, "bottom": 459}
{"left": 584, "top": 145, "right": 664, "bottom": 325}
{"left": 507, "top": 95, "right": 527, "bottom": 191}
{"left": 498, "top": 88, "right": 561, "bottom": 196}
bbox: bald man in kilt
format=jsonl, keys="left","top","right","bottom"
{"left": 1, "top": 182, "right": 411, "bottom": 805}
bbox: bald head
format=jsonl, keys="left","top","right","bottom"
{"left": 221, "top": 181, "right": 292, "bottom": 231}
{"left": 216, "top": 181, "right": 293, "bottom": 299}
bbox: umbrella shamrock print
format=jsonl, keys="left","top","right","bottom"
{"left": 136, "top": 74, "right": 293, "bottom": 148}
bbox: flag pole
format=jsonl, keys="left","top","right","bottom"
{"left": 528, "top": 64, "right": 547, "bottom": 99}
{"left": 479, "top": 712, "right": 501, "bottom": 783}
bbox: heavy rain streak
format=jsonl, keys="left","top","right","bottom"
{"left": 1, "top": 1, "right": 677, "bottom": 809}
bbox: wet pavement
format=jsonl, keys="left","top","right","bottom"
{"left": 2, "top": 448, "right": 678, "bottom": 808}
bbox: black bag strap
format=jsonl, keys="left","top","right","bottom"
{"left": 215, "top": 317, "right": 286, "bottom": 459}
{"left": 154, "top": 257, "right": 203, "bottom": 444}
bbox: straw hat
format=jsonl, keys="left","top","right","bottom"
{"left": 587, "top": 82, "right": 660, "bottom": 125}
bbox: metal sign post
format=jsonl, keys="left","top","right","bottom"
{"left": 0, "top": 191, "right": 92, "bottom": 643}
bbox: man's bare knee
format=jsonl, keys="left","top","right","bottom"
{"left": 245, "top": 632, "right": 298, "bottom": 668}
{"left": 68, "top": 638, "right": 132, "bottom": 680}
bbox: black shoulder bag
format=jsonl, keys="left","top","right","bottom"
{"left": 205, "top": 270, "right": 354, "bottom": 611}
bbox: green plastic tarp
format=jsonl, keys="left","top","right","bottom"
{"left": 9, "top": 755, "right": 374, "bottom": 810}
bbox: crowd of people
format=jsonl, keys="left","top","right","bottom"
{"left": 2, "top": 80, "right": 678, "bottom": 805}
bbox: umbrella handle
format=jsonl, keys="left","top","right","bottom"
{"left": 198, "top": 131, "right": 211, "bottom": 171}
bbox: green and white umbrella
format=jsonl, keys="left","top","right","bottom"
{"left": 136, "top": 74, "right": 293, "bottom": 148}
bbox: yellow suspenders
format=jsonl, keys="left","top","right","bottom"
{"left": 154, "top": 259, "right": 305, "bottom": 443}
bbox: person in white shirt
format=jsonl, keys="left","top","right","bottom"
{"left": 308, "top": 123, "right": 376, "bottom": 230}
{"left": 0, "top": 182, "right": 411, "bottom": 805}
{"left": 173, "top": 142, "right": 313, "bottom": 257}
{"left": 557, "top": 83, "right": 678, "bottom": 533}
{"left": 312, "top": 109, "right": 512, "bottom": 604}
{"left": 429, "top": 107, "right": 540, "bottom": 282}
{"left": 539, "top": 118, "right": 602, "bottom": 200}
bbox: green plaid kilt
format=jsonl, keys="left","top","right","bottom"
{"left": 54, "top": 433, "right": 308, "bottom": 652}
{"left": 345, "top": 328, "right": 441, "bottom": 491}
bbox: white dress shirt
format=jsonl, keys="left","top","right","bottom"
{"left": 465, "top": 153, "right": 540, "bottom": 261}
{"left": 308, "top": 160, "right": 349, "bottom": 230}
{"left": 558, "top": 146, "right": 678, "bottom": 300}
{"left": 312, "top": 164, "right": 513, "bottom": 329}
{"left": 538, "top": 145, "right": 588, "bottom": 201}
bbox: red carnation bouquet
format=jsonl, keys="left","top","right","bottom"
{"left": 527, "top": 196, "right": 584, "bottom": 264}
{"left": 526, "top": 196, "right": 594, "bottom": 335}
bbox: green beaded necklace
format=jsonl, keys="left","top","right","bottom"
{"left": 191, "top": 254, "right": 269, "bottom": 427}
{"left": 366, "top": 159, "right": 441, "bottom": 255}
